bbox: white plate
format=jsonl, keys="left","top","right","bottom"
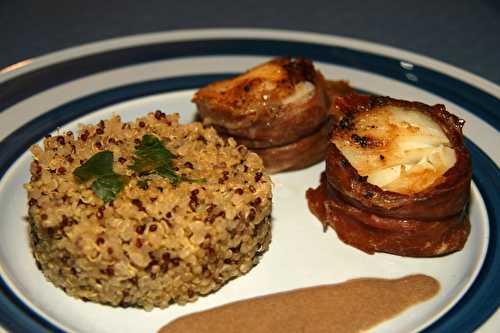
{"left": 0, "top": 29, "right": 498, "bottom": 333}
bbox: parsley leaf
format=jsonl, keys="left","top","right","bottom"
{"left": 130, "top": 135, "right": 205, "bottom": 185}
{"left": 74, "top": 151, "right": 114, "bottom": 181}
{"left": 130, "top": 135, "right": 176, "bottom": 175}
{"left": 157, "top": 165, "right": 182, "bottom": 185}
{"left": 91, "top": 174, "right": 129, "bottom": 203}
{"left": 74, "top": 151, "right": 128, "bottom": 203}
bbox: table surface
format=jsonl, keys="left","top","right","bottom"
{"left": 1, "top": 0, "right": 500, "bottom": 85}
{"left": 0, "top": 1, "right": 498, "bottom": 332}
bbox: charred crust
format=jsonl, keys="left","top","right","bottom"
{"left": 350, "top": 134, "right": 369, "bottom": 148}
{"left": 281, "top": 57, "right": 316, "bottom": 84}
{"left": 334, "top": 94, "right": 467, "bottom": 143}
{"left": 339, "top": 117, "right": 353, "bottom": 130}
{"left": 363, "top": 191, "right": 374, "bottom": 199}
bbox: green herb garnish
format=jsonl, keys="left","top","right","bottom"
{"left": 130, "top": 135, "right": 205, "bottom": 185}
{"left": 129, "top": 134, "right": 181, "bottom": 184}
{"left": 91, "top": 174, "right": 129, "bottom": 203}
{"left": 73, "top": 150, "right": 115, "bottom": 181}
{"left": 130, "top": 135, "right": 176, "bottom": 174}
{"left": 74, "top": 151, "right": 129, "bottom": 203}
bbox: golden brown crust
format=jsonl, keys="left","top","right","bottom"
{"left": 326, "top": 94, "right": 472, "bottom": 220}
{"left": 193, "top": 58, "right": 330, "bottom": 147}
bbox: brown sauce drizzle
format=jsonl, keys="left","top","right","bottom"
{"left": 159, "top": 274, "right": 439, "bottom": 333}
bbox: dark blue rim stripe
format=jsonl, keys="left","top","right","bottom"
{"left": 1, "top": 75, "right": 499, "bottom": 333}
{"left": 0, "top": 39, "right": 498, "bottom": 130}
{"left": 0, "top": 74, "right": 233, "bottom": 171}
{"left": 428, "top": 140, "right": 499, "bottom": 333}
{"left": 0, "top": 285, "right": 65, "bottom": 333}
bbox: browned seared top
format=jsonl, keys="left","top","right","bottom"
{"left": 323, "top": 94, "right": 471, "bottom": 219}
{"left": 193, "top": 58, "right": 317, "bottom": 115}
{"left": 192, "top": 57, "right": 331, "bottom": 146}
{"left": 330, "top": 95, "right": 464, "bottom": 194}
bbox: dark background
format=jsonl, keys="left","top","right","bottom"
{"left": 1, "top": 0, "right": 500, "bottom": 84}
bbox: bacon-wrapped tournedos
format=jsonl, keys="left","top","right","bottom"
{"left": 307, "top": 94, "right": 472, "bottom": 257}
{"left": 193, "top": 57, "right": 353, "bottom": 173}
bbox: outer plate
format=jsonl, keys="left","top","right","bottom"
{"left": 0, "top": 29, "right": 498, "bottom": 333}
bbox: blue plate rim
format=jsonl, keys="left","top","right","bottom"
{"left": 0, "top": 34, "right": 498, "bottom": 333}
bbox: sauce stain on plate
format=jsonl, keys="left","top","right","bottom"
{"left": 159, "top": 274, "right": 439, "bottom": 333}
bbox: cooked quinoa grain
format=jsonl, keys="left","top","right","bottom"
{"left": 25, "top": 112, "right": 272, "bottom": 310}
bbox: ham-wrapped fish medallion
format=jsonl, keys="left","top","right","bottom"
{"left": 307, "top": 94, "right": 472, "bottom": 257}
{"left": 193, "top": 57, "right": 353, "bottom": 173}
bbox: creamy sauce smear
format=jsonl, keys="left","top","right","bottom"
{"left": 159, "top": 274, "right": 439, "bottom": 333}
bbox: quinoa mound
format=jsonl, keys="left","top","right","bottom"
{"left": 25, "top": 111, "right": 272, "bottom": 309}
